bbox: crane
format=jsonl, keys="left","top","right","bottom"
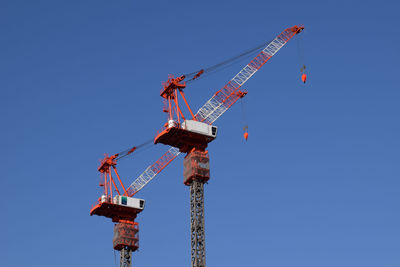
{"left": 90, "top": 25, "right": 304, "bottom": 267}
{"left": 90, "top": 143, "right": 150, "bottom": 267}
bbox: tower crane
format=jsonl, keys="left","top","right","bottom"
{"left": 90, "top": 25, "right": 304, "bottom": 267}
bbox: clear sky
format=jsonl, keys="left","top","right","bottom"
{"left": 1, "top": 1, "right": 399, "bottom": 266}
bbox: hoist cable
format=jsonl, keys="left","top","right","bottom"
{"left": 182, "top": 39, "right": 272, "bottom": 82}
{"left": 115, "top": 138, "right": 154, "bottom": 161}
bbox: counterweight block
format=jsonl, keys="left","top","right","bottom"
{"left": 184, "top": 150, "right": 210, "bottom": 185}
{"left": 113, "top": 222, "right": 139, "bottom": 251}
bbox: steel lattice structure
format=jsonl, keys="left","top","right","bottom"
{"left": 126, "top": 147, "right": 180, "bottom": 196}
{"left": 190, "top": 180, "right": 206, "bottom": 267}
{"left": 120, "top": 247, "right": 132, "bottom": 267}
{"left": 195, "top": 27, "right": 299, "bottom": 124}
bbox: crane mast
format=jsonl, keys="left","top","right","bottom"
{"left": 184, "top": 150, "right": 210, "bottom": 267}
{"left": 190, "top": 180, "right": 206, "bottom": 267}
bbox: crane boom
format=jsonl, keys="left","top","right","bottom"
{"left": 128, "top": 25, "right": 303, "bottom": 197}
{"left": 195, "top": 25, "right": 303, "bottom": 124}
{"left": 126, "top": 147, "right": 180, "bottom": 196}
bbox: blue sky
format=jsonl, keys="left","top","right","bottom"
{"left": 1, "top": 0, "right": 399, "bottom": 266}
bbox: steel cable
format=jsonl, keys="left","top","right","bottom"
{"left": 182, "top": 39, "right": 272, "bottom": 82}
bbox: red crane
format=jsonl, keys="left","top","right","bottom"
{"left": 90, "top": 25, "right": 304, "bottom": 267}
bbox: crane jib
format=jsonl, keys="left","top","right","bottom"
{"left": 195, "top": 25, "right": 303, "bottom": 125}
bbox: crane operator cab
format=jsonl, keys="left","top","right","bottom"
{"left": 106, "top": 195, "right": 145, "bottom": 210}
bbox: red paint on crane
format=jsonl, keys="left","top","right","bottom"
{"left": 193, "top": 69, "right": 204, "bottom": 80}
{"left": 154, "top": 126, "right": 215, "bottom": 153}
{"left": 113, "top": 221, "right": 139, "bottom": 251}
{"left": 90, "top": 200, "right": 142, "bottom": 222}
{"left": 301, "top": 73, "right": 307, "bottom": 83}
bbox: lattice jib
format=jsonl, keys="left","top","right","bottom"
{"left": 194, "top": 25, "right": 302, "bottom": 125}
{"left": 127, "top": 147, "right": 180, "bottom": 196}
